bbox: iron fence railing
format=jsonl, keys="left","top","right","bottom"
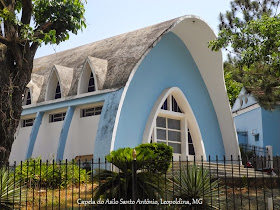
{"left": 0, "top": 155, "right": 279, "bottom": 209}
{"left": 240, "top": 143, "right": 268, "bottom": 157}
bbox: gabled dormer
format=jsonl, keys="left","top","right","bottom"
{"left": 78, "top": 56, "right": 107, "bottom": 94}
{"left": 45, "top": 65, "right": 74, "bottom": 101}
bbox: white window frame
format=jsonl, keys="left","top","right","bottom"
{"left": 22, "top": 118, "right": 35, "bottom": 127}
{"left": 143, "top": 87, "right": 206, "bottom": 161}
{"left": 80, "top": 106, "right": 103, "bottom": 118}
{"left": 49, "top": 112, "right": 66, "bottom": 123}
{"left": 151, "top": 108, "right": 190, "bottom": 159}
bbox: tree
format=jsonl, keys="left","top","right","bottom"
{"left": 0, "top": 0, "right": 86, "bottom": 162}
{"left": 224, "top": 61, "right": 242, "bottom": 106}
{"left": 209, "top": 0, "right": 280, "bottom": 109}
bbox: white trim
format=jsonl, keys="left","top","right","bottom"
{"left": 171, "top": 16, "right": 240, "bottom": 159}
{"left": 22, "top": 88, "right": 117, "bottom": 111}
{"left": 142, "top": 87, "right": 206, "bottom": 161}
{"left": 78, "top": 57, "right": 99, "bottom": 94}
{"left": 232, "top": 103, "right": 260, "bottom": 117}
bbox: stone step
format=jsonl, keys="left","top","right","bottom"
{"left": 168, "top": 161, "right": 273, "bottom": 178}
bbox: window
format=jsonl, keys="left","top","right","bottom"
{"left": 144, "top": 88, "right": 205, "bottom": 160}
{"left": 161, "top": 95, "right": 182, "bottom": 113}
{"left": 81, "top": 106, "right": 102, "bottom": 117}
{"left": 254, "top": 133, "right": 260, "bottom": 141}
{"left": 156, "top": 117, "right": 181, "bottom": 154}
{"left": 55, "top": 82, "right": 61, "bottom": 99}
{"left": 152, "top": 93, "right": 196, "bottom": 157}
{"left": 172, "top": 96, "right": 182, "bottom": 113}
{"left": 22, "top": 118, "right": 35, "bottom": 127}
{"left": 88, "top": 72, "right": 96, "bottom": 92}
{"left": 22, "top": 88, "right": 32, "bottom": 105}
{"left": 49, "top": 112, "right": 66, "bottom": 123}
{"left": 188, "top": 129, "right": 195, "bottom": 155}
{"left": 26, "top": 89, "right": 31, "bottom": 105}
{"left": 161, "top": 99, "right": 168, "bottom": 110}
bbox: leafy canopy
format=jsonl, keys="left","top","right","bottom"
{"left": 209, "top": 0, "right": 280, "bottom": 109}
{"left": 224, "top": 61, "right": 242, "bottom": 106}
{"left": 0, "top": 0, "right": 86, "bottom": 45}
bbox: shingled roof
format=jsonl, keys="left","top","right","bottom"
{"left": 30, "top": 17, "right": 181, "bottom": 103}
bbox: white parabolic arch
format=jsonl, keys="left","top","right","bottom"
{"left": 142, "top": 87, "right": 206, "bottom": 160}
{"left": 111, "top": 15, "right": 240, "bottom": 159}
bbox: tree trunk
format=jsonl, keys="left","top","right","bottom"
{"left": 0, "top": 43, "right": 33, "bottom": 163}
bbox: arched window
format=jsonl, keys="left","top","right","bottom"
{"left": 45, "top": 69, "right": 63, "bottom": 101}
{"left": 143, "top": 87, "right": 205, "bottom": 160}
{"left": 88, "top": 72, "right": 96, "bottom": 92}
{"left": 78, "top": 60, "right": 98, "bottom": 94}
{"left": 55, "top": 82, "right": 61, "bottom": 99}
{"left": 22, "top": 88, "right": 32, "bottom": 105}
{"left": 154, "top": 95, "right": 188, "bottom": 155}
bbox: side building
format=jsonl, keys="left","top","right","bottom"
{"left": 232, "top": 87, "right": 280, "bottom": 156}
{"left": 10, "top": 16, "right": 240, "bottom": 163}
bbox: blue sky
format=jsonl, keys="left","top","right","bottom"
{"left": 35, "top": 0, "right": 232, "bottom": 58}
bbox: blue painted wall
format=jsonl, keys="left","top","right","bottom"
{"left": 113, "top": 32, "right": 225, "bottom": 157}
{"left": 233, "top": 107, "right": 263, "bottom": 147}
{"left": 25, "top": 112, "right": 44, "bottom": 159}
{"left": 261, "top": 108, "right": 280, "bottom": 155}
{"left": 93, "top": 88, "right": 124, "bottom": 160}
{"left": 56, "top": 106, "right": 75, "bottom": 161}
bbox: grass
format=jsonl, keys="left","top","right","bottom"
{"left": 20, "top": 183, "right": 97, "bottom": 209}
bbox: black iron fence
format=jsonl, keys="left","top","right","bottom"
{"left": 240, "top": 143, "right": 268, "bottom": 157}
{"left": 0, "top": 156, "right": 280, "bottom": 209}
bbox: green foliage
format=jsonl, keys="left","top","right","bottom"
{"left": 32, "top": 0, "right": 87, "bottom": 44}
{"left": 14, "top": 157, "right": 89, "bottom": 188}
{"left": 209, "top": 0, "right": 280, "bottom": 109}
{"left": 136, "top": 143, "right": 173, "bottom": 173}
{"left": 106, "top": 143, "right": 173, "bottom": 173}
{"left": 0, "top": 0, "right": 86, "bottom": 45}
{"left": 170, "top": 164, "right": 221, "bottom": 209}
{"left": 224, "top": 62, "right": 242, "bottom": 106}
{"left": 0, "top": 167, "right": 25, "bottom": 209}
{"left": 92, "top": 169, "right": 165, "bottom": 203}
{"left": 92, "top": 143, "right": 172, "bottom": 206}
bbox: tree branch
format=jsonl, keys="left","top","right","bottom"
{"left": 0, "top": 0, "right": 6, "bottom": 9}
{"left": 21, "top": 0, "right": 32, "bottom": 25}
{"left": 30, "top": 42, "right": 39, "bottom": 59}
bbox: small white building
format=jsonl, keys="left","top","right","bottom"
{"left": 10, "top": 16, "right": 240, "bottom": 162}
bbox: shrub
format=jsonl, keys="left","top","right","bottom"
{"left": 170, "top": 164, "right": 221, "bottom": 209}
{"left": 0, "top": 167, "right": 25, "bottom": 209}
{"left": 105, "top": 143, "right": 173, "bottom": 174}
{"left": 14, "top": 157, "right": 89, "bottom": 188}
{"left": 136, "top": 143, "right": 173, "bottom": 173}
{"left": 92, "top": 143, "right": 172, "bottom": 207}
